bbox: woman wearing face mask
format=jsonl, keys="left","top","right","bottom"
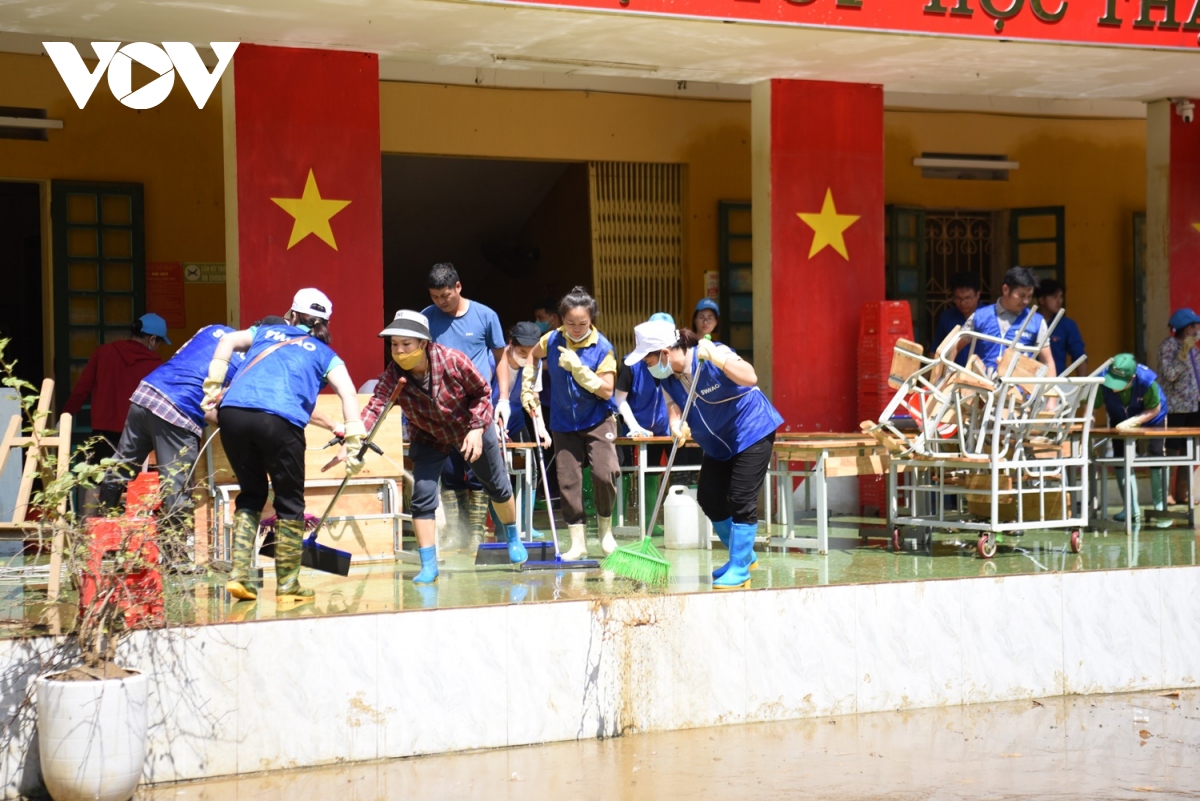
{"left": 614, "top": 312, "right": 675, "bottom": 511}
{"left": 357, "top": 310, "right": 528, "bottom": 584}
{"left": 521, "top": 287, "right": 621, "bottom": 559}
{"left": 625, "top": 320, "right": 783, "bottom": 589}
{"left": 201, "top": 289, "right": 365, "bottom": 605}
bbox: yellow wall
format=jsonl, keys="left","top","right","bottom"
{"left": 378, "top": 82, "right": 752, "bottom": 319}
{"left": 0, "top": 51, "right": 227, "bottom": 366}
{"left": 885, "top": 110, "right": 1146, "bottom": 366}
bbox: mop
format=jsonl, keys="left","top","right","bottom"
{"left": 603, "top": 362, "right": 703, "bottom": 585}
{"left": 521, "top": 418, "right": 600, "bottom": 571}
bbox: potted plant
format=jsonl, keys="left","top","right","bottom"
{"left": 0, "top": 340, "right": 168, "bottom": 801}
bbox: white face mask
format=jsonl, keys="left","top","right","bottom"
{"left": 565, "top": 328, "right": 590, "bottom": 343}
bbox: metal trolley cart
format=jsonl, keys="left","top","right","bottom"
{"left": 867, "top": 309, "right": 1103, "bottom": 557}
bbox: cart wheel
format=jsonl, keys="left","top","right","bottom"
{"left": 892, "top": 527, "right": 901, "bottom": 552}
{"left": 1069, "top": 529, "right": 1082, "bottom": 554}
{"left": 977, "top": 534, "right": 997, "bottom": 559}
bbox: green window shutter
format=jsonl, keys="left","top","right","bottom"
{"left": 885, "top": 205, "right": 927, "bottom": 343}
{"left": 51, "top": 181, "right": 145, "bottom": 428}
{"left": 1009, "top": 206, "right": 1064, "bottom": 286}
{"left": 718, "top": 201, "right": 753, "bottom": 363}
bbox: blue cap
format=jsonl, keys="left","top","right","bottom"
{"left": 1168, "top": 308, "right": 1200, "bottom": 331}
{"left": 138, "top": 313, "right": 171, "bottom": 345}
{"left": 694, "top": 298, "right": 720, "bottom": 316}
{"left": 648, "top": 312, "right": 675, "bottom": 325}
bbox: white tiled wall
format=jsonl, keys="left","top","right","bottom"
{"left": 2, "top": 565, "right": 1198, "bottom": 798}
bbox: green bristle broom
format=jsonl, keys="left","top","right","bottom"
{"left": 603, "top": 363, "right": 702, "bottom": 585}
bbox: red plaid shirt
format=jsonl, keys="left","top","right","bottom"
{"left": 362, "top": 343, "right": 493, "bottom": 452}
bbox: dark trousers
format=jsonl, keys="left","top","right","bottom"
{"left": 553, "top": 416, "right": 620, "bottom": 525}
{"left": 411, "top": 426, "right": 512, "bottom": 520}
{"left": 100, "top": 404, "right": 201, "bottom": 531}
{"left": 696, "top": 432, "right": 776, "bottom": 526}
{"left": 218, "top": 407, "right": 308, "bottom": 520}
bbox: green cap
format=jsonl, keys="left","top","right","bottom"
{"left": 1104, "top": 353, "right": 1137, "bottom": 391}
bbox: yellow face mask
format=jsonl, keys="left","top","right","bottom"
{"left": 393, "top": 347, "right": 425, "bottom": 371}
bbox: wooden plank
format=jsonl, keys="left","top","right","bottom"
{"left": 823, "top": 454, "right": 889, "bottom": 478}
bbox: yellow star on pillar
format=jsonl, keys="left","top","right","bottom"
{"left": 271, "top": 169, "right": 351, "bottom": 250}
{"left": 797, "top": 188, "right": 860, "bottom": 260}
{"left": 1193, "top": 222, "right": 1200, "bottom": 234}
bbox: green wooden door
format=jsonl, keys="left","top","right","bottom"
{"left": 1133, "top": 211, "right": 1147, "bottom": 364}
{"left": 718, "top": 201, "right": 753, "bottom": 363}
{"left": 884, "top": 205, "right": 927, "bottom": 343}
{"left": 51, "top": 181, "right": 145, "bottom": 425}
{"left": 1009, "top": 206, "right": 1065, "bottom": 286}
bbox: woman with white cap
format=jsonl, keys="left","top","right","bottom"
{"left": 614, "top": 312, "right": 676, "bottom": 511}
{"left": 521, "top": 286, "right": 621, "bottom": 560}
{"left": 626, "top": 320, "right": 783, "bottom": 588}
{"left": 201, "top": 288, "right": 366, "bottom": 605}
{"left": 357, "top": 310, "right": 528, "bottom": 584}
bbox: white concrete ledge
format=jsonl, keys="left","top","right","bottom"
{"left": 1, "top": 565, "right": 1197, "bottom": 797}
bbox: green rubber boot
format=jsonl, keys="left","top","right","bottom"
{"left": 274, "top": 518, "right": 315, "bottom": 606}
{"left": 225, "top": 510, "right": 260, "bottom": 601}
{"left": 468, "top": 490, "right": 490, "bottom": 547}
{"left": 1150, "top": 469, "right": 1174, "bottom": 529}
{"left": 1114, "top": 468, "right": 1142, "bottom": 523}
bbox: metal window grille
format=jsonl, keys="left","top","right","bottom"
{"left": 588, "top": 162, "right": 683, "bottom": 357}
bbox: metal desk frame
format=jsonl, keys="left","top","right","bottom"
{"left": 1090, "top": 427, "right": 1200, "bottom": 536}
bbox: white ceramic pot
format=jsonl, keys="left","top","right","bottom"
{"left": 36, "top": 670, "right": 148, "bottom": 801}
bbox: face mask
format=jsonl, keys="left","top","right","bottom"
{"left": 649, "top": 352, "right": 672, "bottom": 380}
{"left": 535, "top": 320, "right": 550, "bottom": 334}
{"left": 393, "top": 347, "right": 425, "bottom": 371}
{"left": 565, "top": 328, "right": 590, "bottom": 344}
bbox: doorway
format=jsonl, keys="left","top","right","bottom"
{"left": 0, "top": 182, "right": 44, "bottom": 388}
{"left": 381, "top": 155, "right": 593, "bottom": 334}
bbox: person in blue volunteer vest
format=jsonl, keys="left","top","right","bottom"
{"left": 96, "top": 323, "right": 248, "bottom": 570}
{"left": 1094, "top": 353, "right": 1172, "bottom": 528}
{"left": 200, "top": 288, "right": 366, "bottom": 605}
{"left": 957, "top": 266, "right": 1057, "bottom": 376}
{"left": 488, "top": 322, "right": 544, "bottom": 539}
{"left": 626, "top": 320, "right": 784, "bottom": 589}
{"left": 615, "top": 312, "right": 674, "bottom": 515}
{"left": 521, "top": 287, "right": 621, "bottom": 559}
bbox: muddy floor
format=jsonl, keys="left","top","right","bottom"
{"left": 145, "top": 689, "right": 1200, "bottom": 800}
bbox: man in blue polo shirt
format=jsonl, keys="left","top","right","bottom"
{"left": 422, "top": 262, "right": 509, "bottom": 548}
{"left": 957, "top": 266, "right": 1057, "bottom": 376}
{"left": 1036, "top": 278, "right": 1087, "bottom": 376}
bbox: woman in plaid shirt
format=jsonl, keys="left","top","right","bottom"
{"left": 358, "top": 310, "right": 528, "bottom": 584}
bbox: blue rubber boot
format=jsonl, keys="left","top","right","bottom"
{"left": 712, "top": 521, "right": 756, "bottom": 589}
{"left": 412, "top": 545, "right": 439, "bottom": 584}
{"left": 711, "top": 517, "right": 759, "bottom": 579}
{"left": 505, "top": 523, "right": 529, "bottom": 565}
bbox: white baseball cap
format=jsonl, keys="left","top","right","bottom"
{"left": 291, "top": 288, "right": 333, "bottom": 320}
{"left": 624, "top": 321, "right": 678, "bottom": 366}
{"left": 380, "top": 309, "right": 431, "bottom": 341}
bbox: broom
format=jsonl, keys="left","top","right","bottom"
{"left": 602, "top": 361, "right": 702, "bottom": 585}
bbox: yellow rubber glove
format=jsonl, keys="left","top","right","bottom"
{"left": 200, "top": 358, "right": 230, "bottom": 411}
{"left": 695, "top": 338, "right": 728, "bottom": 369}
{"left": 520, "top": 361, "right": 540, "bottom": 414}
{"left": 1114, "top": 417, "right": 1141, "bottom": 431}
{"left": 671, "top": 418, "right": 691, "bottom": 447}
{"left": 558, "top": 347, "right": 604, "bottom": 394}
{"left": 342, "top": 420, "right": 367, "bottom": 476}
{"left": 1180, "top": 335, "right": 1197, "bottom": 360}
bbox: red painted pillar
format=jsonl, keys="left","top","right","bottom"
{"left": 751, "top": 79, "right": 885, "bottom": 432}
{"left": 223, "top": 44, "right": 383, "bottom": 386}
{"left": 1169, "top": 104, "right": 1200, "bottom": 308}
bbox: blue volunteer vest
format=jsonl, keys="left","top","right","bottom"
{"left": 219, "top": 324, "right": 338, "bottom": 429}
{"left": 624, "top": 357, "right": 669, "bottom": 436}
{"left": 546, "top": 329, "right": 616, "bottom": 432}
{"left": 1102, "top": 364, "right": 1168, "bottom": 427}
{"left": 662, "top": 350, "right": 784, "bottom": 461}
{"left": 143, "top": 325, "right": 246, "bottom": 427}
{"left": 971, "top": 304, "right": 1045, "bottom": 370}
{"left": 490, "top": 364, "right": 526, "bottom": 437}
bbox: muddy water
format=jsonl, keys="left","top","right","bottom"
{"left": 147, "top": 690, "right": 1200, "bottom": 800}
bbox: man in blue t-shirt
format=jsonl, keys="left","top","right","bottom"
{"left": 932, "top": 273, "right": 982, "bottom": 367}
{"left": 1036, "top": 278, "right": 1087, "bottom": 376}
{"left": 422, "top": 262, "right": 509, "bottom": 549}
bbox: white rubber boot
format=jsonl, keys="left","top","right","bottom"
{"left": 599, "top": 515, "right": 617, "bottom": 555}
{"left": 562, "top": 523, "right": 589, "bottom": 561}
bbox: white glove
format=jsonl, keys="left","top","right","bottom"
{"left": 671, "top": 419, "right": 691, "bottom": 446}
{"left": 695, "top": 338, "right": 727, "bottom": 368}
{"left": 342, "top": 420, "right": 367, "bottom": 476}
{"left": 532, "top": 411, "right": 552, "bottom": 448}
{"left": 332, "top": 422, "right": 346, "bottom": 439}
{"left": 495, "top": 398, "right": 511, "bottom": 431}
{"left": 200, "top": 358, "right": 229, "bottom": 411}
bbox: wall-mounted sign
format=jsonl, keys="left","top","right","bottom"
{"left": 182, "top": 262, "right": 226, "bottom": 284}
{"left": 145, "top": 262, "right": 187, "bottom": 328}
{"left": 482, "top": 0, "right": 1200, "bottom": 49}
